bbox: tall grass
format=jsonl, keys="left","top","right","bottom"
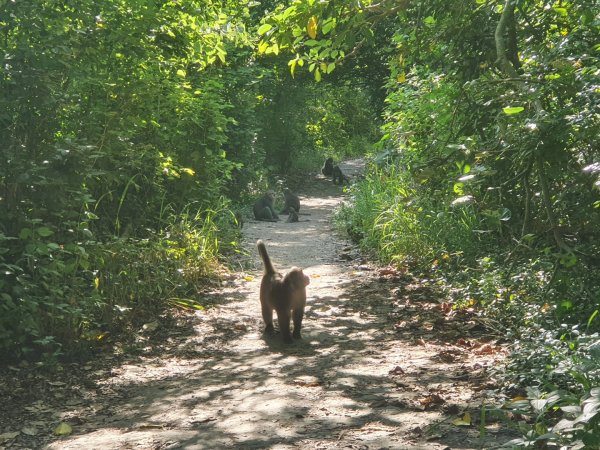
{"left": 335, "top": 164, "right": 482, "bottom": 267}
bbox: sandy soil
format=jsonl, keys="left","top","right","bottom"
{"left": 0, "top": 160, "right": 515, "bottom": 449}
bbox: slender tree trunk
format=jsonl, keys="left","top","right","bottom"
{"left": 494, "top": 0, "right": 571, "bottom": 252}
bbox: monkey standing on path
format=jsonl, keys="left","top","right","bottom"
{"left": 257, "top": 240, "right": 310, "bottom": 343}
{"left": 321, "top": 157, "right": 334, "bottom": 176}
{"left": 280, "top": 188, "right": 301, "bottom": 214}
{"left": 253, "top": 192, "right": 279, "bottom": 221}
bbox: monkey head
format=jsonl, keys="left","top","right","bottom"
{"left": 285, "top": 267, "right": 310, "bottom": 289}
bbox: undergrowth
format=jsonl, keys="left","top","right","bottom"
{"left": 0, "top": 201, "right": 242, "bottom": 364}
{"left": 335, "top": 165, "right": 600, "bottom": 448}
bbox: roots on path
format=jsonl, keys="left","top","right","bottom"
{"left": 1, "top": 161, "right": 515, "bottom": 449}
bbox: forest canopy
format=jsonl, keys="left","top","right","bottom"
{"left": 1, "top": 0, "right": 599, "bottom": 446}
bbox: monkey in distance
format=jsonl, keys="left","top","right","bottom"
{"left": 280, "top": 188, "right": 301, "bottom": 214}
{"left": 257, "top": 240, "right": 310, "bottom": 343}
{"left": 332, "top": 165, "right": 349, "bottom": 185}
{"left": 286, "top": 207, "right": 299, "bottom": 223}
{"left": 253, "top": 192, "right": 279, "bottom": 222}
{"left": 234, "top": 211, "right": 244, "bottom": 228}
{"left": 321, "top": 157, "right": 334, "bottom": 176}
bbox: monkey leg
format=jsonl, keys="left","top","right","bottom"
{"left": 268, "top": 207, "right": 279, "bottom": 221}
{"left": 276, "top": 308, "right": 293, "bottom": 343}
{"left": 292, "top": 306, "right": 305, "bottom": 339}
{"left": 261, "top": 302, "right": 275, "bottom": 334}
{"left": 262, "top": 207, "right": 274, "bottom": 220}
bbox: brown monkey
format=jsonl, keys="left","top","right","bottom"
{"left": 253, "top": 193, "right": 279, "bottom": 221}
{"left": 286, "top": 207, "right": 299, "bottom": 223}
{"left": 321, "top": 157, "right": 334, "bottom": 176}
{"left": 280, "top": 188, "right": 301, "bottom": 214}
{"left": 332, "top": 165, "right": 349, "bottom": 185}
{"left": 257, "top": 240, "right": 310, "bottom": 343}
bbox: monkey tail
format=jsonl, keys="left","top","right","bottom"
{"left": 257, "top": 240, "right": 276, "bottom": 275}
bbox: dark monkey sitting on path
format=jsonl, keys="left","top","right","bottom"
{"left": 253, "top": 192, "right": 279, "bottom": 221}
{"left": 321, "top": 157, "right": 334, "bottom": 176}
{"left": 332, "top": 165, "right": 349, "bottom": 185}
{"left": 257, "top": 240, "right": 310, "bottom": 343}
{"left": 280, "top": 188, "right": 301, "bottom": 214}
{"left": 286, "top": 207, "right": 299, "bottom": 223}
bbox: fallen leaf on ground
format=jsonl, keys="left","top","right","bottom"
{"left": 419, "top": 394, "right": 445, "bottom": 409}
{"left": 294, "top": 376, "right": 321, "bottom": 387}
{"left": 21, "top": 426, "right": 38, "bottom": 436}
{"left": 452, "top": 412, "right": 472, "bottom": 426}
{"left": 135, "top": 424, "right": 165, "bottom": 430}
{"left": 190, "top": 417, "right": 217, "bottom": 424}
{"left": 53, "top": 422, "right": 73, "bottom": 436}
{"left": 456, "top": 338, "right": 473, "bottom": 347}
{"left": 475, "top": 343, "right": 502, "bottom": 355}
{"left": 388, "top": 366, "right": 405, "bottom": 376}
{"left": 378, "top": 267, "right": 397, "bottom": 276}
{"left": 142, "top": 321, "right": 159, "bottom": 332}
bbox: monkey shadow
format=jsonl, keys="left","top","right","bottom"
{"left": 260, "top": 330, "right": 319, "bottom": 356}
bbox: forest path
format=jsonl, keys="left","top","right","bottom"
{"left": 3, "top": 161, "right": 513, "bottom": 449}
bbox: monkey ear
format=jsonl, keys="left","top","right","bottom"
{"left": 304, "top": 275, "right": 310, "bottom": 286}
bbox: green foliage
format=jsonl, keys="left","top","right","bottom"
{"left": 301, "top": 1, "right": 600, "bottom": 446}
{"left": 0, "top": 0, "right": 251, "bottom": 362}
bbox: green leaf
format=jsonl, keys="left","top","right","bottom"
{"left": 553, "top": 7, "right": 568, "bottom": 16}
{"left": 503, "top": 106, "right": 525, "bottom": 115}
{"left": 257, "top": 23, "right": 273, "bottom": 35}
{"left": 322, "top": 19, "right": 335, "bottom": 34}
{"left": 36, "top": 227, "right": 54, "bottom": 237}
{"left": 19, "top": 228, "right": 33, "bottom": 240}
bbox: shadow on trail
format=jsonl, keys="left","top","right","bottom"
{"left": 41, "top": 166, "right": 514, "bottom": 449}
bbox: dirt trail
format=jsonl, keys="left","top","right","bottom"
{"left": 1, "top": 160, "right": 514, "bottom": 449}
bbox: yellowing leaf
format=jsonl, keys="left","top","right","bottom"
{"left": 94, "top": 277, "right": 100, "bottom": 289}
{"left": 397, "top": 71, "right": 406, "bottom": 83}
{"left": 243, "top": 275, "right": 255, "bottom": 281}
{"left": 512, "top": 395, "right": 528, "bottom": 401}
{"left": 181, "top": 167, "right": 195, "bottom": 176}
{"left": 307, "top": 16, "right": 318, "bottom": 39}
{"left": 258, "top": 41, "right": 269, "bottom": 54}
{"left": 176, "top": 69, "right": 186, "bottom": 79}
{"left": 452, "top": 412, "right": 471, "bottom": 426}
{"left": 503, "top": 106, "right": 525, "bottom": 115}
{"left": 54, "top": 423, "right": 73, "bottom": 436}
{"left": 315, "top": 68, "right": 321, "bottom": 82}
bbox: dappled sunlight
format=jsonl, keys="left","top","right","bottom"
{"left": 40, "top": 173, "right": 515, "bottom": 450}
